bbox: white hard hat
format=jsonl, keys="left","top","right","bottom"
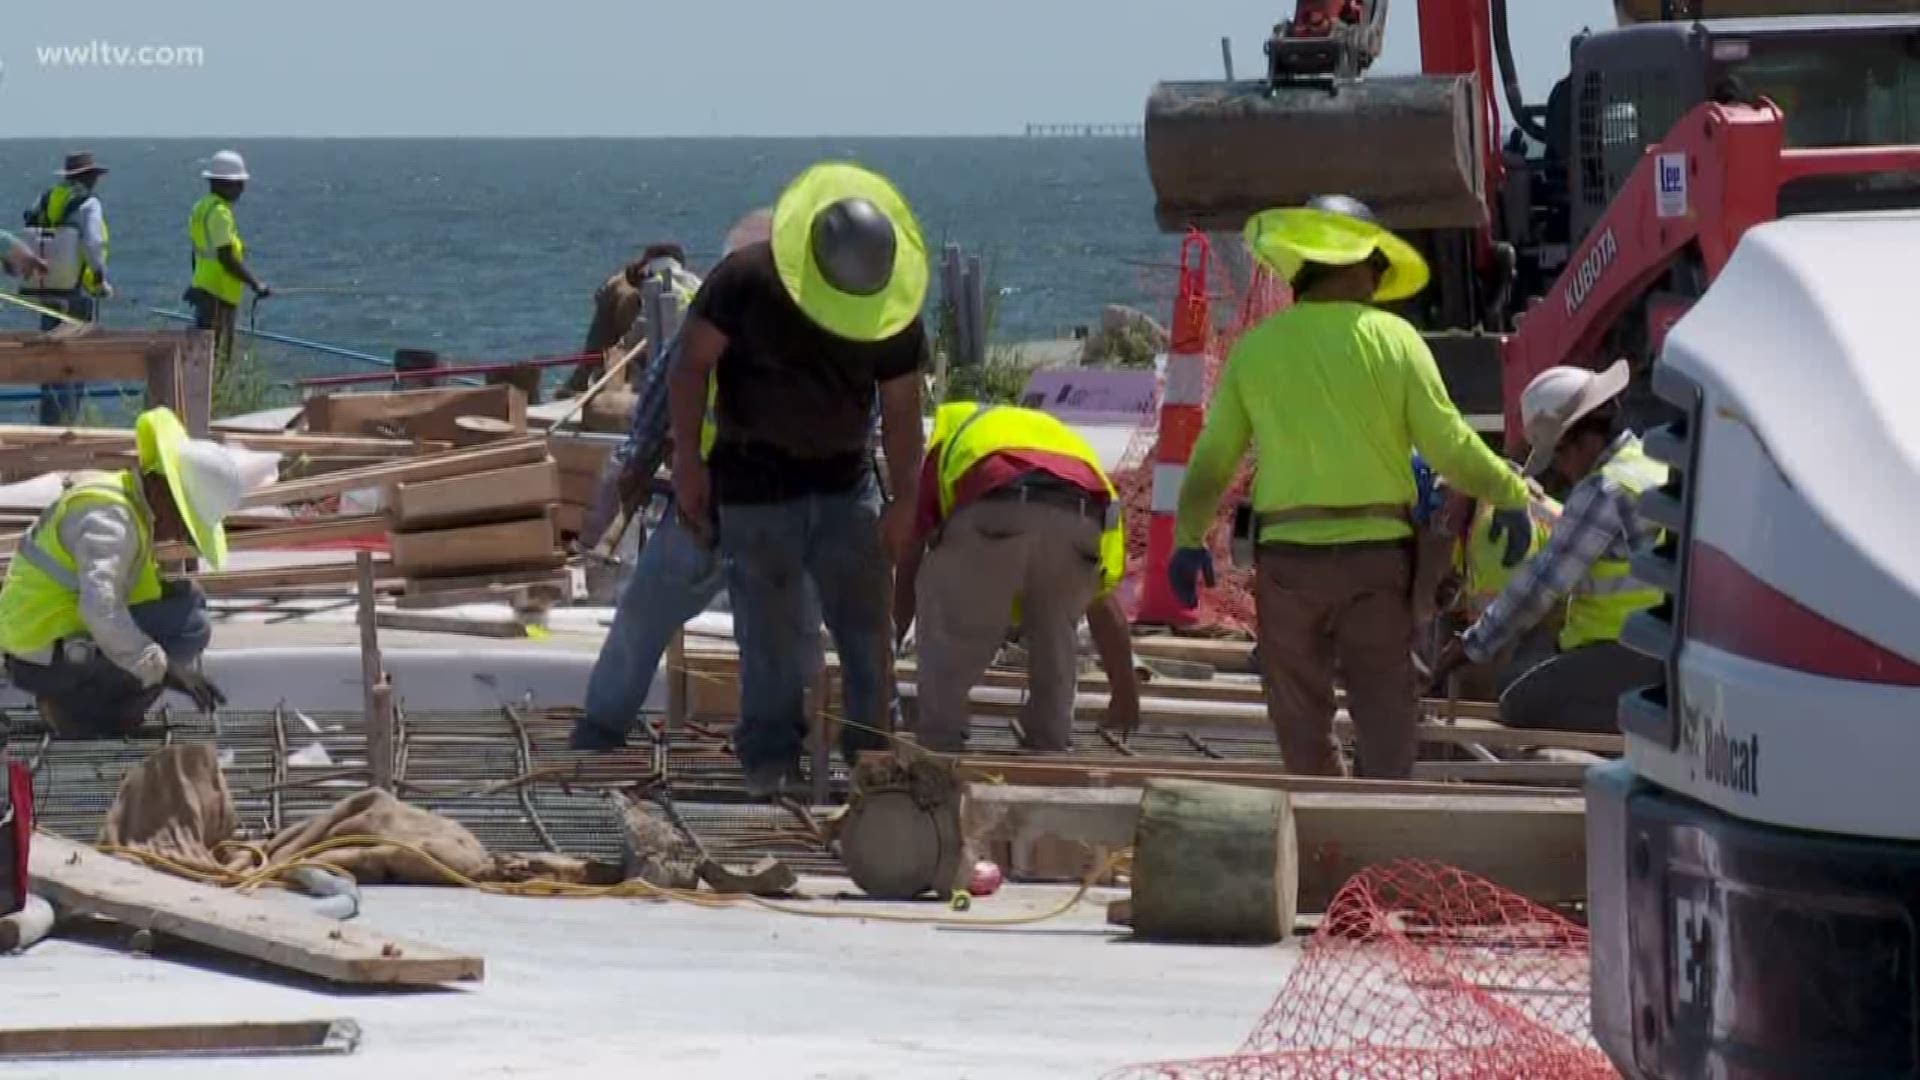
{"left": 1519, "top": 359, "right": 1630, "bottom": 477}
{"left": 202, "top": 149, "right": 250, "bottom": 182}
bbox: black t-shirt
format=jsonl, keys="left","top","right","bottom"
{"left": 690, "top": 241, "right": 926, "bottom": 504}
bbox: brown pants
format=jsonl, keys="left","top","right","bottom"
{"left": 1255, "top": 542, "right": 1418, "bottom": 779}
{"left": 912, "top": 498, "right": 1105, "bottom": 753}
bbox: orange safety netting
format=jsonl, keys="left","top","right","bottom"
{"left": 1112, "top": 861, "right": 1618, "bottom": 1080}
{"left": 1114, "top": 256, "right": 1292, "bottom": 633}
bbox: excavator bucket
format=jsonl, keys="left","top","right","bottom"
{"left": 1613, "top": 0, "right": 1920, "bottom": 23}
{"left": 1144, "top": 74, "right": 1488, "bottom": 234}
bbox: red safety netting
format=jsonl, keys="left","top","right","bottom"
{"left": 1112, "top": 861, "right": 1618, "bottom": 1080}
{"left": 1114, "top": 255, "right": 1292, "bottom": 633}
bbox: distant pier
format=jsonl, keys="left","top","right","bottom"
{"left": 1024, "top": 122, "right": 1143, "bottom": 139}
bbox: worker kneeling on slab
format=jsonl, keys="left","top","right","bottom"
{"left": 1431, "top": 360, "right": 1667, "bottom": 734}
{"left": 895, "top": 402, "right": 1139, "bottom": 752}
{"left": 0, "top": 407, "right": 238, "bottom": 736}
{"left": 1170, "top": 196, "right": 1533, "bottom": 779}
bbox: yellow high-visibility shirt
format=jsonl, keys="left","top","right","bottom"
{"left": 1175, "top": 301, "right": 1528, "bottom": 547}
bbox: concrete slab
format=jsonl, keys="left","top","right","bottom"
{"left": 2, "top": 882, "right": 1290, "bottom": 1079}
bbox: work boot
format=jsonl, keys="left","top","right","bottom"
{"left": 743, "top": 760, "right": 805, "bottom": 800}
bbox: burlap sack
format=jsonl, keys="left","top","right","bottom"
{"left": 98, "top": 745, "right": 243, "bottom": 872}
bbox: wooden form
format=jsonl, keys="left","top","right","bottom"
{"left": 241, "top": 438, "right": 547, "bottom": 509}
{"left": 303, "top": 384, "right": 526, "bottom": 444}
{"left": 0, "top": 331, "right": 212, "bottom": 437}
{"left": 0, "top": 1018, "right": 360, "bottom": 1061}
{"left": 390, "top": 509, "right": 560, "bottom": 579}
{"left": 357, "top": 553, "right": 394, "bottom": 792}
{"left": 389, "top": 460, "right": 558, "bottom": 529}
{"left": 961, "top": 783, "right": 1587, "bottom": 912}
{"left": 27, "top": 833, "right": 482, "bottom": 985}
{"left": 926, "top": 752, "right": 1579, "bottom": 797}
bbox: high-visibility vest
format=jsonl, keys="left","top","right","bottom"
{"left": 188, "top": 194, "right": 246, "bottom": 306}
{"left": 0, "top": 471, "right": 163, "bottom": 658}
{"left": 930, "top": 402, "right": 1125, "bottom": 596}
{"left": 34, "top": 184, "right": 107, "bottom": 294}
{"left": 1458, "top": 493, "right": 1560, "bottom": 617}
{"left": 1560, "top": 439, "right": 1669, "bottom": 650}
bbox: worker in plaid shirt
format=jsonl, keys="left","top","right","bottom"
{"left": 1433, "top": 360, "right": 1668, "bottom": 733}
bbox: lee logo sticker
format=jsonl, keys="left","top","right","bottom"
{"left": 1657, "top": 152, "right": 1688, "bottom": 219}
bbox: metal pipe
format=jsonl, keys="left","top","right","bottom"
{"left": 146, "top": 307, "right": 392, "bottom": 369}
{"left": 1490, "top": 0, "right": 1548, "bottom": 143}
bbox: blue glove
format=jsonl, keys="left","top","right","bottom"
{"left": 1487, "top": 507, "right": 1533, "bottom": 568}
{"left": 1168, "top": 548, "right": 1216, "bottom": 609}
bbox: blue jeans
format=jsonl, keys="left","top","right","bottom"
{"left": 574, "top": 504, "right": 729, "bottom": 750}
{"left": 35, "top": 291, "right": 95, "bottom": 425}
{"left": 720, "top": 484, "right": 893, "bottom": 772}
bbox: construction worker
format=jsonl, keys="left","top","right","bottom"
{"left": 0, "top": 407, "right": 240, "bottom": 738}
{"left": 566, "top": 243, "right": 705, "bottom": 394}
{"left": 571, "top": 210, "right": 819, "bottom": 750}
{"left": 669, "top": 161, "right": 928, "bottom": 798}
{"left": 1169, "top": 195, "right": 1534, "bottom": 779}
{"left": 185, "top": 150, "right": 269, "bottom": 373}
{"left": 894, "top": 402, "right": 1140, "bottom": 751}
{"left": 1430, "top": 360, "right": 1668, "bottom": 733}
{"left": 21, "top": 152, "right": 112, "bottom": 425}
{"left": 1425, "top": 480, "right": 1562, "bottom": 699}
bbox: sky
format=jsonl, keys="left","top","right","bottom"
{"left": 2, "top": 0, "right": 1618, "bottom": 137}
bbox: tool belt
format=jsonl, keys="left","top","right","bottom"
{"left": 1254, "top": 502, "right": 1412, "bottom": 530}
{"left": 983, "top": 475, "right": 1108, "bottom": 525}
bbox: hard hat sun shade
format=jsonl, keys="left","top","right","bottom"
{"left": 135, "top": 408, "right": 243, "bottom": 569}
{"left": 1243, "top": 205, "right": 1430, "bottom": 303}
{"left": 1518, "top": 359, "right": 1631, "bottom": 477}
{"left": 772, "top": 162, "right": 928, "bottom": 342}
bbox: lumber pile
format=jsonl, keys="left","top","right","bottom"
{"left": 303, "top": 385, "right": 526, "bottom": 444}
{"left": 548, "top": 435, "right": 615, "bottom": 540}
{"left": 380, "top": 443, "right": 568, "bottom": 601}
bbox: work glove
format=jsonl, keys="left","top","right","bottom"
{"left": 1167, "top": 548, "right": 1216, "bottom": 609}
{"left": 163, "top": 661, "right": 227, "bottom": 712}
{"left": 1487, "top": 507, "right": 1533, "bottom": 568}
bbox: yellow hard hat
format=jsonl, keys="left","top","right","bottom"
{"left": 1244, "top": 203, "right": 1430, "bottom": 303}
{"left": 771, "top": 162, "right": 929, "bottom": 342}
{"left": 135, "top": 407, "right": 243, "bottom": 568}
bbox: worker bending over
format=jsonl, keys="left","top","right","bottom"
{"left": 1426, "top": 478, "right": 1562, "bottom": 699}
{"left": 21, "top": 152, "right": 113, "bottom": 425}
{"left": 895, "top": 402, "right": 1141, "bottom": 752}
{"left": 0, "top": 408, "right": 239, "bottom": 737}
{"left": 186, "top": 151, "right": 269, "bottom": 373}
{"left": 567, "top": 242, "right": 703, "bottom": 394}
{"left": 1170, "top": 195, "right": 1532, "bottom": 779}
{"left": 1432, "top": 361, "right": 1667, "bottom": 733}
{"left": 669, "top": 163, "right": 927, "bottom": 798}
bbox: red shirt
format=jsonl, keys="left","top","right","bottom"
{"left": 912, "top": 446, "right": 1110, "bottom": 544}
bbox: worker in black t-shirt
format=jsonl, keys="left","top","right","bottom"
{"left": 668, "top": 162, "right": 929, "bottom": 798}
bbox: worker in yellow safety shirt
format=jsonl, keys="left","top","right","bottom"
{"left": 1431, "top": 360, "right": 1668, "bottom": 734}
{"left": 892, "top": 402, "right": 1142, "bottom": 753}
{"left": 0, "top": 408, "right": 243, "bottom": 738}
{"left": 185, "top": 150, "right": 270, "bottom": 373}
{"left": 21, "top": 151, "right": 113, "bottom": 424}
{"left": 1168, "top": 195, "right": 1535, "bottom": 780}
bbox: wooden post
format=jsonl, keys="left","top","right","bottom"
{"left": 180, "top": 333, "right": 214, "bottom": 437}
{"left": 144, "top": 343, "right": 184, "bottom": 420}
{"left": 1221, "top": 36, "right": 1236, "bottom": 82}
{"left": 1131, "top": 779, "right": 1298, "bottom": 943}
{"left": 355, "top": 552, "right": 393, "bottom": 791}
{"left": 665, "top": 627, "right": 687, "bottom": 730}
{"left": 941, "top": 245, "right": 969, "bottom": 376}
{"left": 962, "top": 254, "right": 988, "bottom": 368}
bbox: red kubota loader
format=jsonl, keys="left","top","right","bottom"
{"left": 1145, "top": 2, "right": 1920, "bottom": 1075}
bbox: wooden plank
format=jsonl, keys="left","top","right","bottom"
{"left": 390, "top": 511, "right": 559, "bottom": 578}
{"left": 27, "top": 833, "right": 482, "bottom": 985}
{"left": 376, "top": 611, "right": 529, "bottom": 638}
{"left": 0, "top": 1019, "right": 359, "bottom": 1060}
{"left": 1133, "top": 634, "right": 1256, "bottom": 673}
{"left": 241, "top": 439, "right": 547, "bottom": 509}
{"left": 196, "top": 560, "right": 400, "bottom": 596}
{"left": 0, "top": 340, "right": 156, "bottom": 383}
{"left": 390, "top": 461, "right": 559, "bottom": 529}
{"left": 0, "top": 424, "right": 434, "bottom": 457}
{"left": 149, "top": 515, "right": 387, "bottom": 563}
{"left": 961, "top": 784, "right": 1587, "bottom": 911}
{"left": 926, "top": 753, "right": 1577, "bottom": 798}
{"left": 304, "top": 385, "right": 526, "bottom": 444}
{"left": 400, "top": 566, "right": 575, "bottom": 597}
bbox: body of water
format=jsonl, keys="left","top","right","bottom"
{"left": 0, "top": 138, "right": 1171, "bottom": 392}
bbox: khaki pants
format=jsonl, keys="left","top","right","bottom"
{"left": 912, "top": 498, "right": 1105, "bottom": 753}
{"left": 1254, "top": 542, "right": 1418, "bottom": 779}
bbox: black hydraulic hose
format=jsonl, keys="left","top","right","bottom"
{"left": 1491, "top": 0, "right": 1549, "bottom": 143}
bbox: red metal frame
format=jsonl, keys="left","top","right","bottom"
{"left": 1499, "top": 99, "right": 1920, "bottom": 434}
{"left": 1418, "top": 0, "right": 1503, "bottom": 210}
